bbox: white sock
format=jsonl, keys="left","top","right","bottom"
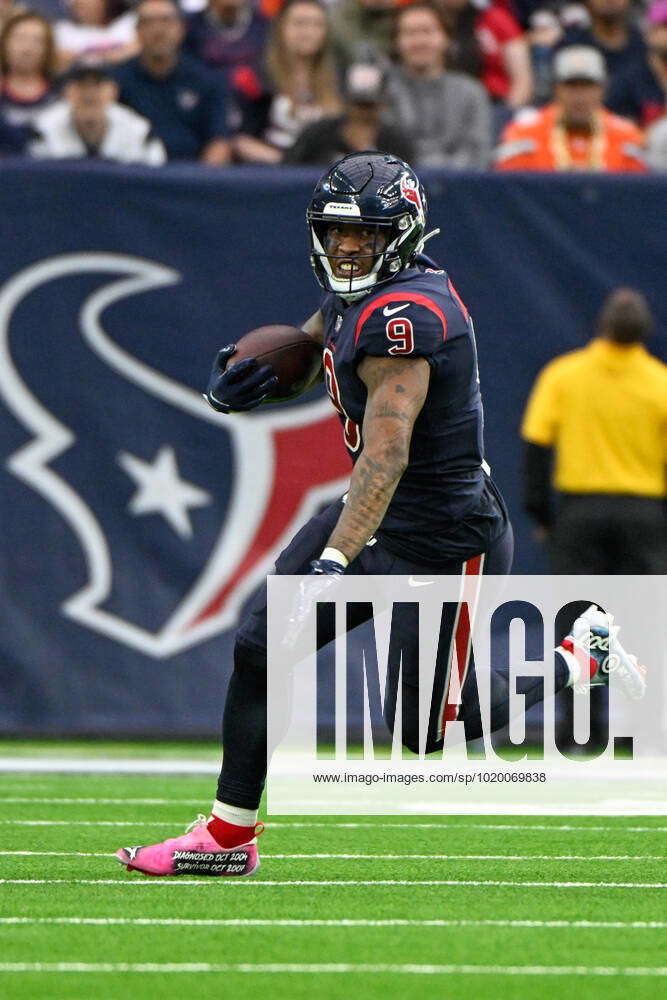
{"left": 211, "top": 800, "right": 258, "bottom": 828}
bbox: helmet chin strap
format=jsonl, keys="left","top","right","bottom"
{"left": 329, "top": 265, "right": 381, "bottom": 301}
{"left": 336, "top": 279, "right": 380, "bottom": 302}
{"left": 415, "top": 228, "right": 441, "bottom": 255}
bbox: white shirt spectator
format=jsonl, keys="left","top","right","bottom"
{"left": 54, "top": 10, "right": 137, "bottom": 63}
{"left": 29, "top": 98, "right": 166, "bottom": 164}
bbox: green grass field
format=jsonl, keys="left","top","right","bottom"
{"left": 0, "top": 742, "right": 665, "bottom": 1000}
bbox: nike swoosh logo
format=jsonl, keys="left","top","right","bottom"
{"left": 408, "top": 577, "right": 434, "bottom": 587}
{"left": 383, "top": 303, "right": 411, "bottom": 317}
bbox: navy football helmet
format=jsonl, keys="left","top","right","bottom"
{"left": 307, "top": 151, "right": 431, "bottom": 302}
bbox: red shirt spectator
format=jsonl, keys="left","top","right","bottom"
{"left": 475, "top": 2, "right": 524, "bottom": 100}
{"left": 441, "top": 0, "right": 533, "bottom": 107}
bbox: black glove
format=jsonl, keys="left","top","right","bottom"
{"left": 205, "top": 344, "right": 278, "bottom": 413}
{"left": 309, "top": 558, "right": 346, "bottom": 575}
{"left": 283, "top": 558, "right": 346, "bottom": 649}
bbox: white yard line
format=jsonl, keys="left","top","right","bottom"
{"left": 0, "top": 962, "right": 666, "bottom": 976}
{"left": 0, "top": 798, "right": 205, "bottom": 805}
{"left": 271, "top": 822, "right": 667, "bottom": 832}
{"left": 0, "top": 852, "right": 111, "bottom": 857}
{"left": 0, "top": 917, "right": 665, "bottom": 929}
{"left": 0, "top": 821, "right": 171, "bottom": 826}
{"left": 1, "top": 878, "right": 665, "bottom": 888}
{"left": 255, "top": 854, "right": 667, "bottom": 861}
{"left": 0, "top": 851, "right": 663, "bottom": 861}
{"left": 0, "top": 797, "right": 665, "bottom": 822}
{"left": 1, "top": 819, "right": 666, "bottom": 832}
{"left": 0, "top": 758, "right": 219, "bottom": 774}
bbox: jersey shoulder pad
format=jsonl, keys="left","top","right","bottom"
{"left": 353, "top": 287, "right": 453, "bottom": 359}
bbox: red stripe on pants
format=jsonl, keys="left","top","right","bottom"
{"left": 439, "top": 554, "right": 484, "bottom": 738}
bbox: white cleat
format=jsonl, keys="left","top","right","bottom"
{"left": 558, "top": 604, "right": 646, "bottom": 700}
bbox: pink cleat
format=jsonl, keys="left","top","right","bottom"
{"left": 115, "top": 814, "right": 261, "bottom": 877}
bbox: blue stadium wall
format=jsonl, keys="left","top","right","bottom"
{"left": 0, "top": 161, "right": 665, "bottom": 737}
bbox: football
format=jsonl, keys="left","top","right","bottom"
{"left": 231, "top": 324, "right": 322, "bottom": 402}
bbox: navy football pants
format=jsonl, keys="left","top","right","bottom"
{"left": 218, "top": 499, "right": 568, "bottom": 810}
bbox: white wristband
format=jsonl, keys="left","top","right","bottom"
{"left": 320, "top": 547, "right": 349, "bottom": 568}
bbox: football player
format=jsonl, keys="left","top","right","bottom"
{"left": 116, "top": 152, "right": 645, "bottom": 877}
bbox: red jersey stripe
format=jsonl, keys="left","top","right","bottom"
{"left": 447, "top": 278, "right": 469, "bottom": 322}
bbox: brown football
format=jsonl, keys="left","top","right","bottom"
{"left": 231, "top": 324, "right": 322, "bottom": 402}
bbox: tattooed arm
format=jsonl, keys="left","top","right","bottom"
{"left": 325, "top": 355, "right": 430, "bottom": 563}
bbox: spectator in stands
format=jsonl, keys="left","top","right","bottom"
{"left": 0, "top": 13, "right": 57, "bottom": 127}
{"left": 233, "top": 0, "right": 341, "bottom": 163}
{"left": 557, "top": 0, "right": 646, "bottom": 82}
{"left": 55, "top": 0, "right": 139, "bottom": 70}
{"left": 526, "top": 8, "right": 563, "bottom": 106}
{"left": 285, "top": 60, "right": 413, "bottom": 162}
{"left": 523, "top": 4, "right": 593, "bottom": 105}
{"left": 440, "top": 0, "right": 533, "bottom": 115}
{"left": 328, "top": 0, "right": 396, "bottom": 68}
{"left": 495, "top": 45, "right": 646, "bottom": 170}
{"left": 28, "top": 61, "right": 166, "bottom": 162}
{"left": 114, "top": 0, "right": 231, "bottom": 163}
{"left": 522, "top": 286, "right": 667, "bottom": 570}
{"left": 184, "top": 0, "right": 268, "bottom": 87}
{"left": 606, "top": 0, "right": 667, "bottom": 126}
{"left": 382, "top": 2, "right": 491, "bottom": 167}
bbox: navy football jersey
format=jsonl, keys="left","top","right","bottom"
{"left": 320, "top": 257, "right": 508, "bottom": 564}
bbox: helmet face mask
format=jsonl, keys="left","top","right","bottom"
{"left": 307, "top": 152, "right": 428, "bottom": 302}
{"left": 311, "top": 219, "right": 392, "bottom": 299}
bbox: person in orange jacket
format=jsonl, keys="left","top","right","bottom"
{"left": 495, "top": 45, "right": 647, "bottom": 171}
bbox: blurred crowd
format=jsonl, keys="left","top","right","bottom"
{"left": 1, "top": 0, "right": 667, "bottom": 168}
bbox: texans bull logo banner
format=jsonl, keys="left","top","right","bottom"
{"left": 1, "top": 253, "right": 350, "bottom": 657}
{"left": 0, "top": 166, "right": 351, "bottom": 736}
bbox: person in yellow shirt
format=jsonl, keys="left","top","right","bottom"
{"left": 522, "top": 286, "right": 666, "bottom": 750}
{"left": 521, "top": 286, "right": 667, "bottom": 574}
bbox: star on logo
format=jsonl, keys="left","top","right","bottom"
{"left": 118, "top": 445, "right": 211, "bottom": 539}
